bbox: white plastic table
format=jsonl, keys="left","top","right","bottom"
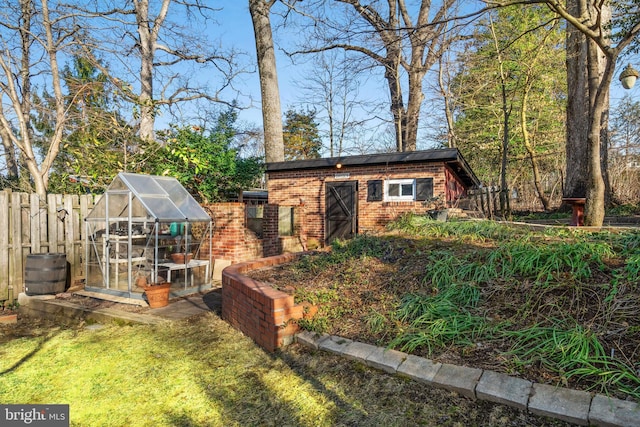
{"left": 156, "top": 259, "right": 210, "bottom": 287}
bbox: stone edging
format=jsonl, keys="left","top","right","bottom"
{"left": 296, "top": 332, "right": 639, "bottom": 427}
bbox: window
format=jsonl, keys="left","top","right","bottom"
{"left": 382, "top": 177, "right": 434, "bottom": 202}
{"left": 246, "top": 205, "right": 264, "bottom": 237}
{"left": 278, "top": 206, "right": 294, "bottom": 236}
{"left": 385, "top": 179, "right": 415, "bottom": 201}
{"left": 415, "top": 178, "right": 434, "bottom": 201}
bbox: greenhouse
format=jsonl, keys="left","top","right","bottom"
{"left": 85, "top": 173, "right": 212, "bottom": 301}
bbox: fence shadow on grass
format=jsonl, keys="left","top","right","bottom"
{"left": 0, "top": 330, "right": 61, "bottom": 376}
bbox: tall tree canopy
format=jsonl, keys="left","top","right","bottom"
{"left": 45, "top": 56, "right": 148, "bottom": 194}
{"left": 0, "top": 0, "right": 73, "bottom": 197}
{"left": 154, "top": 109, "right": 264, "bottom": 203}
{"left": 73, "top": 0, "right": 242, "bottom": 142}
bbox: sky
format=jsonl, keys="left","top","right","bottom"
{"left": 197, "top": 2, "right": 402, "bottom": 156}
{"left": 213, "top": 3, "right": 310, "bottom": 132}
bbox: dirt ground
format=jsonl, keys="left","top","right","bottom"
{"left": 248, "top": 233, "right": 640, "bottom": 404}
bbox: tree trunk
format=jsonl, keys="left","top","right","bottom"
{"left": 0, "top": 116, "right": 19, "bottom": 180}
{"left": 564, "top": 0, "right": 589, "bottom": 199}
{"left": 134, "top": 0, "right": 168, "bottom": 142}
{"left": 438, "top": 58, "right": 456, "bottom": 148}
{"left": 564, "top": 0, "right": 611, "bottom": 213}
{"left": 403, "top": 69, "right": 423, "bottom": 151}
{"left": 520, "top": 89, "right": 550, "bottom": 211}
{"left": 500, "top": 83, "right": 510, "bottom": 217}
{"left": 249, "top": 0, "right": 284, "bottom": 163}
{"left": 583, "top": 38, "right": 611, "bottom": 226}
{"left": 384, "top": 56, "right": 405, "bottom": 152}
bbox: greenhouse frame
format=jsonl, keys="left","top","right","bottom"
{"left": 85, "top": 173, "right": 213, "bottom": 300}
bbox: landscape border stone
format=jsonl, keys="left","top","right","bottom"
{"left": 589, "top": 394, "right": 640, "bottom": 427}
{"left": 341, "top": 341, "right": 377, "bottom": 362}
{"left": 317, "top": 334, "right": 353, "bottom": 355}
{"left": 396, "top": 354, "right": 442, "bottom": 384}
{"left": 476, "top": 370, "right": 532, "bottom": 410}
{"left": 528, "top": 383, "right": 592, "bottom": 425}
{"left": 431, "top": 362, "right": 483, "bottom": 400}
{"left": 364, "top": 347, "right": 407, "bottom": 374}
{"left": 296, "top": 332, "right": 640, "bottom": 427}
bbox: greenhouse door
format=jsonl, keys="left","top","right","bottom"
{"left": 325, "top": 181, "right": 358, "bottom": 244}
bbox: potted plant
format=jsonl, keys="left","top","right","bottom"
{"left": 143, "top": 282, "right": 171, "bottom": 308}
{"left": 0, "top": 299, "right": 19, "bottom": 324}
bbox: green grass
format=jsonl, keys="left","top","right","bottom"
{"left": 389, "top": 288, "right": 486, "bottom": 354}
{"left": 0, "top": 318, "right": 343, "bottom": 426}
{"left": 0, "top": 316, "right": 568, "bottom": 427}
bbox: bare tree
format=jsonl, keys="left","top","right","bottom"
{"left": 543, "top": 0, "right": 636, "bottom": 225}
{"left": 561, "top": 0, "right": 611, "bottom": 217}
{"left": 71, "top": 0, "right": 243, "bottom": 142}
{"left": 292, "top": 0, "right": 469, "bottom": 152}
{"left": 0, "top": 0, "right": 73, "bottom": 196}
{"left": 295, "top": 51, "right": 364, "bottom": 157}
{"left": 249, "top": 0, "right": 285, "bottom": 163}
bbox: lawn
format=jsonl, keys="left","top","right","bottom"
{"left": 0, "top": 314, "right": 570, "bottom": 426}
{"left": 251, "top": 215, "right": 640, "bottom": 403}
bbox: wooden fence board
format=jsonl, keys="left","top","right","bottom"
{"left": 0, "top": 192, "right": 8, "bottom": 300}
{"left": 10, "top": 192, "right": 21, "bottom": 294}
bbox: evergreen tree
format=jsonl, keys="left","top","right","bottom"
{"left": 46, "top": 55, "right": 146, "bottom": 194}
{"left": 283, "top": 108, "right": 322, "bottom": 160}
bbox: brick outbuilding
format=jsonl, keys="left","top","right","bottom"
{"left": 266, "top": 148, "right": 481, "bottom": 244}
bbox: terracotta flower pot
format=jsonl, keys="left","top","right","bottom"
{"left": 143, "top": 282, "right": 171, "bottom": 308}
{"left": 0, "top": 312, "right": 17, "bottom": 324}
{"left": 170, "top": 252, "right": 193, "bottom": 264}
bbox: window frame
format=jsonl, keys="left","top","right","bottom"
{"left": 384, "top": 179, "right": 416, "bottom": 202}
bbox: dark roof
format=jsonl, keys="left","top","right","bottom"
{"left": 266, "top": 148, "right": 481, "bottom": 188}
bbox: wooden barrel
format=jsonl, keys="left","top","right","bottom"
{"left": 24, "top": 253, "right": 67, "bottom": 296}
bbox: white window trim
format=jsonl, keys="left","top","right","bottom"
{"left": 384, "top": 179, "right": 415, "bottom": 201}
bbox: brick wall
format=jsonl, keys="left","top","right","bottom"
{"left": 205, "top": 203, "right": 306, "bottom": 279}
{"left": 221, "top": 253, "right": 311, "bottom": 352}
{"left": 267, "top": 162, "right": 463, "bottom": 243}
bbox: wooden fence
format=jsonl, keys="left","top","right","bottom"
{"left": 0, "top": 191, "right": 97, "bottom": 302}
{"left": 467, "top": 186, "right": 503, "bottom": 218}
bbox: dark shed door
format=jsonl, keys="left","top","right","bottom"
{"left": 325, "top": 181, "right": 358, "bottom": 243}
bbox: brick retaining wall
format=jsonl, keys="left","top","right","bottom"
{"left": 221, "top": 253, "right": 311, "bottom": 352}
